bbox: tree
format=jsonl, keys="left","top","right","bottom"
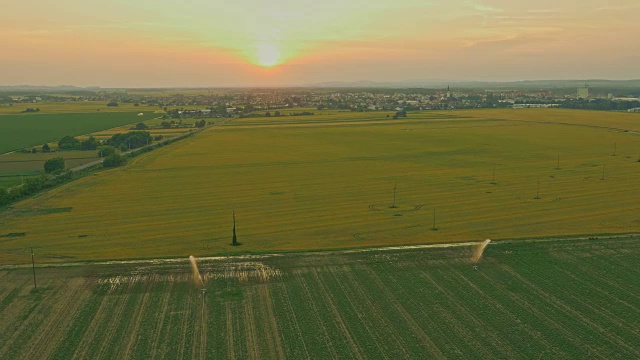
{"left": 135, "top": 122, "right": 148, "bottom": 130}
{"left": 161, "top": 121, "right": 172, "bottom": 129}
{"left": 107, "top": 131, "right": 152, "bottom": 150}
{"left": 44, "top": 157, "right": 65, "bottom": 174}
{"left": 195, "top": 119, "right": 206, "bottom": 128}
{"left": 0, "top": 187, "right": 9, "bottom": 206}
{"left": 103, "top": 154, "right": 126, "bottom": 167}
{"left": 265, "top": 112, "right": 271, "bottom": 117}
{"left": 97, "top": 146, "right": 116, "bottom": 158}
{"left": 80, "top": 136, "right": 99, "bottom": 150}
{"left": 58, "top": 135, "right": 80, "bottom": 150}
{"left": 41, "top": 143, "right": 50, "bottom": 152}
{"left": 274, "top": 111, "right": 281, "bottom": 116}
{"left": 106, "top": 102, "right": 119, "bottom": 107}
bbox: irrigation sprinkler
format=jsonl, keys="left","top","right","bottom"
{"left": 612, "top": 142, "right": 617, "bottom": 156}
{"left": 601, "top": 164, "right": 606, "bottom": 180}
{"left": 556, "top": 153, "right": 560, "bottom": 170}
{"left": 534, "top": 180, "right": 541, "bottom": 199}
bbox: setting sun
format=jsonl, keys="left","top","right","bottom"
{"left": 1, "top": 0, "right": 638, "bottom": 86}
{"left": 255, "top": 43, "right": 281, "bottom": 67}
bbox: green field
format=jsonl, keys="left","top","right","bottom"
{"left": 0, "top": 101, "right": 154, "bottom": 115}
{"left": 0, "top": 109, "right": 639, "bottom": 264}
{"left": 1, "top": 237, "right": 639, "bottom": 359}
{"left": 0, "top": 151, "right": 100, "bottom": 188}
{"left": 0, "top": 112, "right": 158, "bottom": 154}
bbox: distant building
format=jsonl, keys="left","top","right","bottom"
{"left": 512, "top": 104, "right": 560, "bottom": 109}
{"left": 577, "top": 84, "right": 589, "bottom": 99}
{"left": 446, "top": 85, "right": 452, "bottom": 99}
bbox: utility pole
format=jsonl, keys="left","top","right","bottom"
{"left": 201, "top": 287, "right": 206, "bottom": 324}
{"left": 556, "top": 153, "right": 560, "bottom": 170}
{"left": 31, "top": 247, "right": 37, "bottom": 289}
{"left": 226, "top": 259, "right": 231, "bottom": 291}
{"left": 431, "top": 206, "right": 437, "bottom": 231}
{"left": 232, "top": 210, "right": 238, "bottom": 246}
{"left": 391, "top": 184, "right": 397, "bottom": 208}
{"left": 601, "top": 164, "right": 606, "bottom": 180}
{"left": 491, "top": 165, "right": 496, "bottom": 184}
{"left": 612, "top": 142, "right": 617, "bottom": 156}
{"left": 535, "top": 180, "right": 541, "bottom": 199}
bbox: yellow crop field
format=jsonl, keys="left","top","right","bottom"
{"left": 0, "top": 109, "right": 639, "bottom": 264}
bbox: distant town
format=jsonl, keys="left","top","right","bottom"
{"left": 2, "top": 84, "right": 640, "bottom": 119}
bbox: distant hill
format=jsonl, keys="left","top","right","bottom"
{"left": 0, "top": 85, "right": 101, "bottom": 93}
{"left": 301, "top": 79, "right": 640, "bottom": 89}
{"left": 3, "top": 80, "right": 640, "bottom": 92}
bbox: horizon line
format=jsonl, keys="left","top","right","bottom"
{"left": 2, "top": 78, "right": 640, "bottom": 90}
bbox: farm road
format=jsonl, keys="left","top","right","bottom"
{"left": 1, "top": 233, "right": 637, "bottom": 270}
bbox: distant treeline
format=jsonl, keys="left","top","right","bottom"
{"left": 0, "top": 129, "right": 201, "bottom": 209}
{"left": 0, "top": 171, "right": 77, "bottom": 207}
{"left": 560, "top": 99, "right": 640, "bottom": 111}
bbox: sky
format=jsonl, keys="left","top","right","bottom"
{"left": 1, "top": 0, "right": 638, "bottom": 87}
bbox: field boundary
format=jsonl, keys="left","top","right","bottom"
{"left": 0, "top": 127, "right": 206, "bottom": 211}
{"left": 1, "top": 232, "right": 637, "bottom": 270}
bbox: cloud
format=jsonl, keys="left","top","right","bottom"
{"left": 464, "top": 1, "right": 502, "bottom": 13}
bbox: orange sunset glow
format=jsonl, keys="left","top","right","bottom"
{"left": 1, "top": 0, "right": 639, "bottom": 86}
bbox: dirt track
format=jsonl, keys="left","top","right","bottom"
{"left": 2, "top": 232, "right": 637, "bottom": 270}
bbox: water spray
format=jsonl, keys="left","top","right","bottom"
{"left": 471, "top": 239, "right": 492, "bottom": 264}
{"left": 190, "top": 255, "right": 206, "bottom": 306}
{"left": 190, "top": 255, "right": 207, "bottom": 355}
{"left": 189, "top": 255, "right": 204, "bottom": 287}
